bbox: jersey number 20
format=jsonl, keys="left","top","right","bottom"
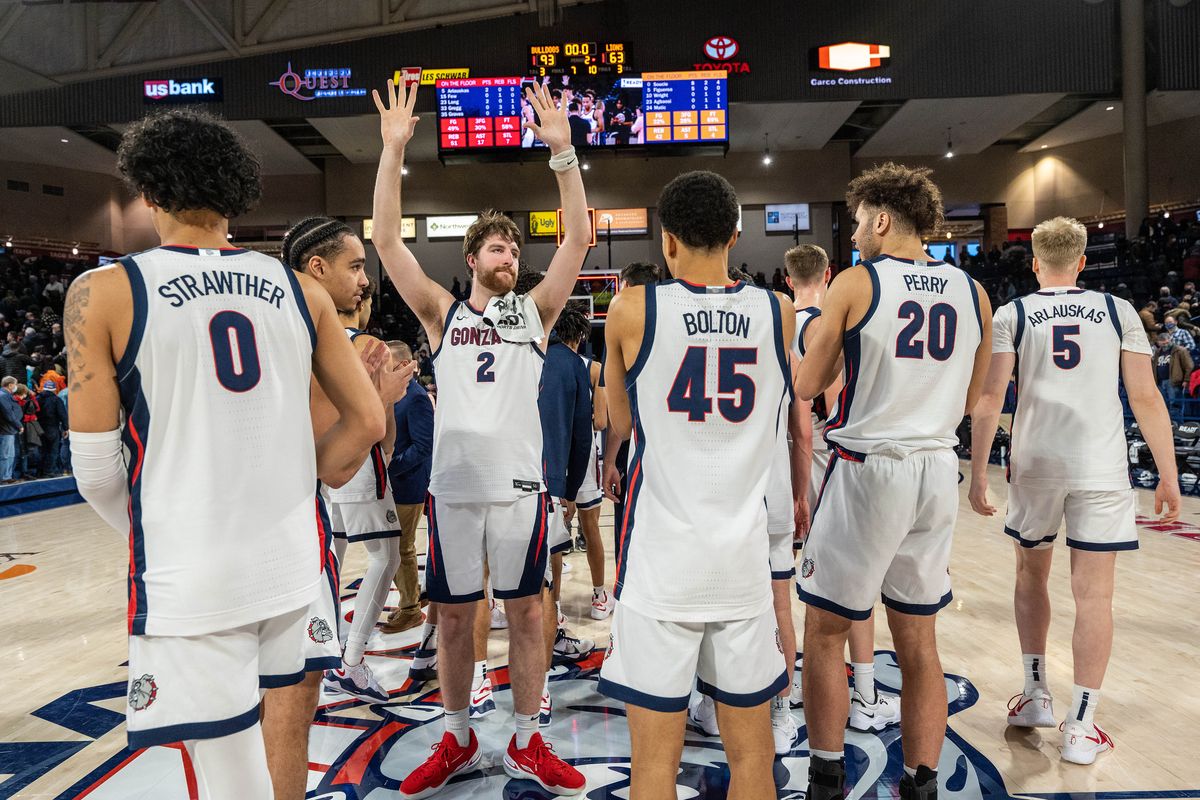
{"left": 209, "top": 311, "right": 262, "bottom": 392}
{"left": 667, "top": 346, "right": 756, "bottom": 422}
{"left": 896, "top": 301, "right": 957, "bottom": 361}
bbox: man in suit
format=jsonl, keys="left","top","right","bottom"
{"left": 382, "top": 340, "right": 434, "bottom": 634}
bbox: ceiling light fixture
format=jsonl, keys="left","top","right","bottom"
{"left": 1098, "top": 221, "right": 1105, "bottom": 228}
{"left": 1040, "top": 144, "right": 1048, "bottom": 149}
{"left": 4, "top": 237, "right": 11, "bottom": 247}
{"left": 762, "top": 133, "right": 772, "bottom": 166}
{"left": 60, "top": 138, "right": 69, "bottom": 144}
{"left": 944, "top": 128, "right": 954, "bottom": 159}
{"left": 71, "top": 245, "right": 79, "bottom": 256}
{"left": 581, "top": 161, "right": 590, "bottom": 171}
{"left": 1105, "top": 105, "right": 1115, "bottom": 111}
{"left": 401, "top": 166, "right": 409, "bottom": 176}
{"left": 946, "top": 231, "right": 952, "bottom": 239}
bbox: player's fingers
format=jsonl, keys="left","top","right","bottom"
{"left": 372, "top": 89, "right": 386, "bottom": 115}
{"left": 1155, "top": 495, "right": 1164, "bottom": 515}
{"left": 523, "top": 86, "right": 542, "bottom": 113}
{"left": 405, "top": 80, "right": 419, "bottom": 112}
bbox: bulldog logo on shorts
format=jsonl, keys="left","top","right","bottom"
{"left": 801, "top": 557, "right": 815, "bottom": 579}
{"left": 128, "top": 674, "right": 158, "bottom": 711}
{"left": 308, "top": 616, "right": 334, "bottom": 644}
{"left": 386, "top": 510, "right": 398, "bottom": 525}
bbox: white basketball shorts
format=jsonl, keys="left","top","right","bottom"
{"left": 426, "top": 492, "right": 550, "bottom": 603}
{"left": 770, "top": 529, "right": 796, "bottom": 580}
{"left": 548, "top": 496, "right": 572, "bottom": 555}
{"left": 576, "top": 440, "right": 604, "bottom": 509}
{"left": 598, "top": 602, "right": 787, "bottom": 711}
{"left": 797, "top": 448, "right": 957, "bottom": 619}
{"left": 125, "top": 605, "right": 307, "bottom": 748}
{"left": 1005, "top": 484, "right": 1138, "bottom": 551}
{"left": 330, "top": 482, "right": 403, "bottom": 543}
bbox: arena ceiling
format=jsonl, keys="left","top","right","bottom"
{"left": 0, "top": 0, "right": 1198, "bottom": 176}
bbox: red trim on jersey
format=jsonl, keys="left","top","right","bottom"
{"left": 426, "top": 496, "right": 438, "bottom": 575}
{"left": 126, "top": 416, "right": 147, "bottom": 634}
{"left": 371, "top": 444, "right": 387, "bottom": 499}
{"left": 678, "top": 278, "right": 738, "bottom": 289}
{"left": 314, "top": 496, "right": 329, "bottom": 570}
{"left": 615, "top": 461, "right": 642, "bottom": 580}
{"left": 161, "top": 243, "right": 246, "bottom": 251}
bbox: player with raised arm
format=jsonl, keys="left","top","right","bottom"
{"left": 370, "top": 78, "right": 591, "bottom": 798}
{"left": 66, "top": 109, "right": 385, "bottom": 800}
{"left": 968, "top": 216, "right": 1179, "bottom": 765}
{"left": 601, "top": 171, "right": 795, "bottom": 799}
{"left": 794, "top": 163, "right": 992, "bottom": 800}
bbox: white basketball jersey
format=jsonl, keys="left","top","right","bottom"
{"left": 616, "top": 280, "right": 789, "bottom": 622}
{"left": 428, "top": 300, "right": 546, "bottom": 503}
{"left": 825, "top": 256, "right": 982, "bottom": 458}
{"left": 326, "top": 328, "right": 388, "bottom": 503}
{"left": 119, "top": 246, "right": 321, "bottom": 637}
{"left": 794, "top": 305, "right": 829, "bottom": 452}
{"left": 995, "top": 289, "right": 1150, "bottom": 489}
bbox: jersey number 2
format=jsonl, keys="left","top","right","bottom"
{"left": 667, "top": 346, "right": 756, "bottom": 422}
{"left": 896, "top": 301, "right": 957, "bottom": 361}
{"left": 209, "top": 311, "right": 261, "bottom": 393}
{"left": 476, "top": 352, "right": 496, "bottom": 383}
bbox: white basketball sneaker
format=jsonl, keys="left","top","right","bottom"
{"left": 1007, "top": 689, "right": 1056, "bottom": 728}
{"left": 489, "top": 599, "right": 508, "bottom": 630}
{"left": 551, "top": 628, "right": 594, "bottom": 663}
{"left": 789, "top": 669, "right": 803, "bottom": 709}
{"left": 591, "top": 587, "right": 614, "bottom": 620}
{"left": 469, "top": 673, "right": 495, "bottom": 719}
{"left": 539, "top": 689, "right": 552, "bottom": 728}
{"left": 847, "top": 689, "right": 901, "bottom": 732}
{"left": 688, "top": 694, "right": 720, "bottom": 737}
{"left": 771, "top": 697, "right": 800, "bottom": 755}
{"left": 1061, "top": 721, "right": 1114, "bottom": 764}
{"left": 324, "top": 660, "right": 390, "bottom": 704}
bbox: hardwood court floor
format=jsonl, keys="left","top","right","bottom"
{"left": 2, "top": 464, "right": 1198, "bottom": 799}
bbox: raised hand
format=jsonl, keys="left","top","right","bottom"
{"left": 372, "top": 78, "right": 420, "bottom": 151}
{"left": 359, "top": 339, "right": 388, "bottom": 380}
{"left": 523, "top": 82, "right": 572, "bottom": 155}
{"left": 377, "top": 357, "right": 416, "bottom": 406}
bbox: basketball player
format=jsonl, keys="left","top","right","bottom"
{"left": 570, "top": 319, "right": 612, "bottom": 620}
{"left": 795, "top": 163, "right": 992, "bottom": 800}
{"left": 600, "top": 170, "right": 793, "bottom": 798}
{"left": 263, "top": 217, "right": 413, "bottom": 800}
{"left": 785, "top": 244, "right": 902, "bottom": 731}
{"left": 967, "top": 216, "right": 1180, "bottom": 764}
{"left": 370, "top": 79, "right": 589, "bottom": 797}
{"left": 66, "top": 109, "right": 385, "bottom": 800}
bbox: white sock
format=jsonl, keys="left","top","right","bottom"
{"left": 904, "top": 765, "right": 916, "bottom": 778}
{"left": 514, "top": 711, "right": 539, "bottom": 749}
{"left": 542, "top": 672, "right": 550, "bottom": 697}
{"left": 1023, "top": 653, "right": 1048, "bottom": 695}
{"left": 770, "top": 694, "right": 788, "bottom": 722}
{"left": 811, "top": 748, "right": 843, "bottom": 762}
{"left": 852, "top": 662, "right": 876, "bottom": 703}
{"left": 444, "top": 707, "right": 470, "bottom": 747}
{"left": 593, "top": 585, "right": 604, "bottom": 596}
{"left": 418, "top": 622, "right": 438, "bottom": 652}
{"left": 471, "top": 660, "right": 487, "bottom": 691}
{"left": 1070, "top": 684, "right": 1100, "bottom": 728}
{"left": 556, "top": 600, "right": 562, "bottom": 618}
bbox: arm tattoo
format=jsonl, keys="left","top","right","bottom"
{"left": 64, "top": 273, "right": 95, "bottom": 393}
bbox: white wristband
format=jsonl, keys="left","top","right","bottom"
{"left": 548, "top": 147, "right": 578, "bottom": 173}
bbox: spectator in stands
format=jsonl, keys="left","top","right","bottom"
{"left": 0, "top": 376, "right": 20, "bottom": 484}
{"left": 770, "top": 268, "right": 786, "bottom": 292}
{"left": 1165, "top": 313, "right": 1196, "bottom": 352}
{"left": 36, "top": 380, "right": 66, "bottom": 477}
{"left": 1141, "top": 300, "right": 1160, "bottom": 336}
{"left": 13, "top": 384, "right": 40, "bottom": 479}
{"left": 1155, "top": 332, "right": 1193, "bottom": 419}
{"left": 1161, "top": 285, "right": 1180, "bottom": 309}
{"left": 1, "top": 341, "right": 30, "bottom": 383}
{"left": 38, "top": 361, "right": 65, "bottom": 394}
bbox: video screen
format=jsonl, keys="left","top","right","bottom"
{"left": 436, "top": 71, "right": 727, "bottom": 152}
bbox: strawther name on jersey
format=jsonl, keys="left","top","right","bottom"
{"left": 1026, "top": 303, "right": 1107, "bottom": 327}
{"left": 682, "top": 309, "right": 751, "bottom": 338}
{"left": 156, "top": 269, "right": 287, "bottom": 309}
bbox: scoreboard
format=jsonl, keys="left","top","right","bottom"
{"left": 436, "top": 77, "right": 523, "bottom": 150}
{"left": 528, "top": 42, "right": 629, "bottom": 77}
{"left": 642, "top": 71, "right": 727, "bottom": 143}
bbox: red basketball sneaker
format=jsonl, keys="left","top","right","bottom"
{"left": 399, "top": 729, "right": 481, "bottom": 799}
{"left": 503, "top": 732, "right": 585, "bottom": 795}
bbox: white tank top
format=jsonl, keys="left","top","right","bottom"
{"left": 326, "top": 328, "right": 388, "bottom": 503}
{"left": 119, "top": 246, "right": 320, "bottom": 637}
{"left": 428, "top": 300, "right": 546, "bottom": 503}
{"left": 794, "top": 305, "right": 829, "bottom": 452}
{"left": 996, "top": 289, "right": 1150, "bottom": 489}
{"left": 825, "top": 256, "right": 982, "bottom": 459}
{"left": 616, "top": 280, "right": 789, "bottom": 621}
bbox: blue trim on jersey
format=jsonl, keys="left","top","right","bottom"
{"left": 322, "top": 543, "right": 341, "bottom": 649}
{"left": 697, "top": 671, "right": 789, "bottom": 708}
{"left": 1004, "top": 525, "right": 1057, "bottom": 548}
{"left": 339, "top": 528, "right": 402, "bottom": 543}
{"left": 613, "top": 387, "right": 647, "bottom": 602}
{"left": 769, "top": 292, "right": 793, "bottom": 402}
{"left": 127, "top": 704, "right": 260, "bottom": 749}
{"left": 808, "top": 453, "right": 839, "bottom": 525}
{"left": 966, "top": 273, "right": 983, "bottom": 337}
{"left": 118, "top": 365, "right": 150, "bottom": 636}
{"left": 796, "top": 584, "right": 872, "bottom": 621}
{"left": 881, "top": 590, "right": 953, "bottom": 616}
{"left": 115, "top": 256, "right": 148, "bottom": 381}
{"left": 530, "top": 341, "right": 546, "bottom": 361}
{"left": 260, "top": 669, "right": 307, "bottom": 689}
{"left": 846, "top": 261, "right": 881, "bottom": 338}
{"left": 158, "top": 245, "right": 249, "bottom": 256}
{"left": 1035, "top": 288, "right": 1085, "bottom": 296}
{"left": 281, "top": 262, "right": 317, "bottom": 351}
{"left": 668, "top": 278, "right": 748, "bottom": 294}
{"left": 305, "top": 655, "right": 342, "bottom": 673}
{"left": 771, "top": 568, "right": 796, "bottom": 580}
{"left": 597, "top": 676, "right": 690, "bottom": 712}
{"left": 1103, "top": 294, "right": 1122, "bottom": 340}
{"left": 430, "top": 301, "right": 459, "bottom": 364}
{"left": 831, "top": 443, "right": 866, "bottom": 462}
{"left": 1066, "top": 537, "right": 1139, "bottom": 552}
{"left": 823, "top": 334, "right": 861, "bottom": 447}
{"left": 624, "top": 284, "right": 657, "bottom": 387}
{"left": 493, "top": 492, "right": 550, "bottom": 600}
{"left": 1013, "top": 298, "right": 1027, "bottom": 349}
{"left": 1007, "top": 353, "right": 1021, "bottom": 484}
{"left": 796, "top": 308, "right": 821, "bottom": 356}
{"left": 345, "top": 326, "right": 363, "bottom": 341}
{"left": 874, "top": 254, "right": 946, "bottom": 266}
{"left": 577, "top": 496, "right": 603, "bottom": 509}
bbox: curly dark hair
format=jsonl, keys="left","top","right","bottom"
{"left": 553, "top": 306, "right": 590, "bottom": 345}
{"left": 514, "top": 266, "right": 544, "bottom": 295}
{"left": 728, "top": 265, "right": 754, "bottom": 283}
{"left": 619, "top": 262, "right": 662, "bottom": 287}
{"left": 657, "top": 171, "right": 740, "bottom": 251}
{"left": 117, "top": 109, "right": 262, "bottom": 219}
{"left": 281, "top": 216, "right": 355, "bottom": 272}
{"left": 845, "top": 162, "right": 944, "bottom": 236}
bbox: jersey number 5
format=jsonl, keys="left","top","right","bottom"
{"left": 896, "top": 301, "right": 957, "bottom": 361}
{"left": 209, "top": 311, "right": 261, "bottom": 392}
{"left": 1052, "top": 325, "right": 1081, "bottom": 369}
{"left": 667, "top": 346, "right": 757, "bottom": 423}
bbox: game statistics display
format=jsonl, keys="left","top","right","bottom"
{"left": 435, "top": 71, "right": 727, "bottom": 153}
{"left": 529, "top": 42, "right": 628, "bottom": 77}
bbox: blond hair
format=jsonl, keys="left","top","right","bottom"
{"left": 784, "top": 244, "right": 829, "bottom": 285}
{"left": 1031, "top": 216, "right": 1087, "bottom": 272}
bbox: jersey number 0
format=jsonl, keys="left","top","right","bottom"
{"left": 209, "top": 311, "right": 262, "bottom": 393}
